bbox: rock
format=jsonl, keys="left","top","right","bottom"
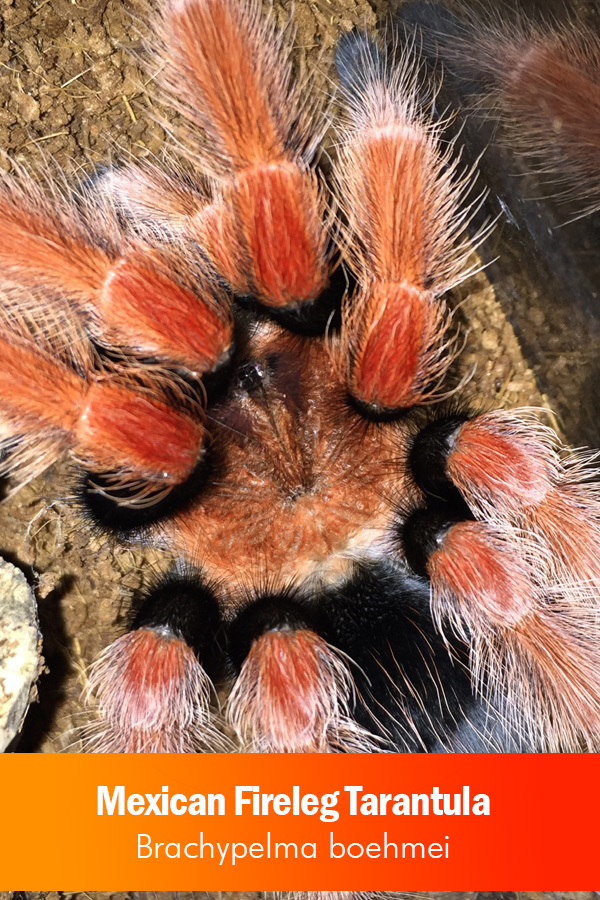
{"left": 0, "top": 558, "right": 42, "bottom": 751}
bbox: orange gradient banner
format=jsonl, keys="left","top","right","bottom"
{"left": 0, "top": 753, "right": 596, "bottom": 889}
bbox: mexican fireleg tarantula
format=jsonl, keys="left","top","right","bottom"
{"left": 1, "top": 0, "right": 600, "bottom": 754}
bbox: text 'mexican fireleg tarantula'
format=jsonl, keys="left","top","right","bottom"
{"left": 2, "top": 0, "right": 600, "bottom": 756}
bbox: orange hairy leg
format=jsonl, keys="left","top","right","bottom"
{"left": 0, "top": 335, "right": 83, "bottom": 433}
{"left": 74, "top": 380, "right": 205, "bottom": 488}
{"left": 84, "top": 574, "right": 223, "bottom": 753}
{"left": 333, "top": 33, "right": 483, "bottom": 414}
{"left": 102, "top": 157, "right": 329, "bottom": 310}
{"left": 85, "top": 630, "right": 206, "bottom": 752}
{"left": 226, "top": 595, "right": 376, "bottom": 753}
{"left": 152, "top": 0, "right": 331, "bottom": 309}
{"left": 452, "top": 16, "right": 600, "bottom": 214}
{"left": 425, "top": 520, "right": 600, "bottom": 751}
{"left": 228, "top": 625, "right": 357, "bottom": 752}
{"left": 0, "top": 327, "right": 205, "bottom": 495}
{"left": 0, "top": 173, "right": 232, "bottom": 375}
{"left": 427, "top": 520, "right": 537, "bottom": 628}
{"left": 347, "top": 281, "right": 445, "bottom": 410}
{"left": 411, "top": 409, "right": 600, "bottom": 586}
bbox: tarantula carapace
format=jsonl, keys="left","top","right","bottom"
{"left": 1, "top": 0, "right": 600, "bottom": 755}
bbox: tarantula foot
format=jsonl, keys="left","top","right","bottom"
{"left": 401, "top": 504, "right": 600, "bottom": 750}
{"left": 426, "top": 519, "right": 537, "bottom": 629}
{"left": 345, "top": 282, "right": 451, "bottom": 416}
{"left": 227, "top": 595, "right": 369, "bottom": 753}
{"left": 82, "top": 572, "right": 222, "bottom": 753}
{"left": 75, "top": 380, "right": 206, "bottom": 495}
{"left": 411, "top": 409, "right": 600, "bottom": 584}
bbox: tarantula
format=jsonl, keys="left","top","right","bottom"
{"left": 1, "top": 0, "right": 600, "bottom": 755}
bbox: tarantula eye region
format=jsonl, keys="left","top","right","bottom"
{"left": 236, "top": 360, "right": 268, "bottom": 393}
